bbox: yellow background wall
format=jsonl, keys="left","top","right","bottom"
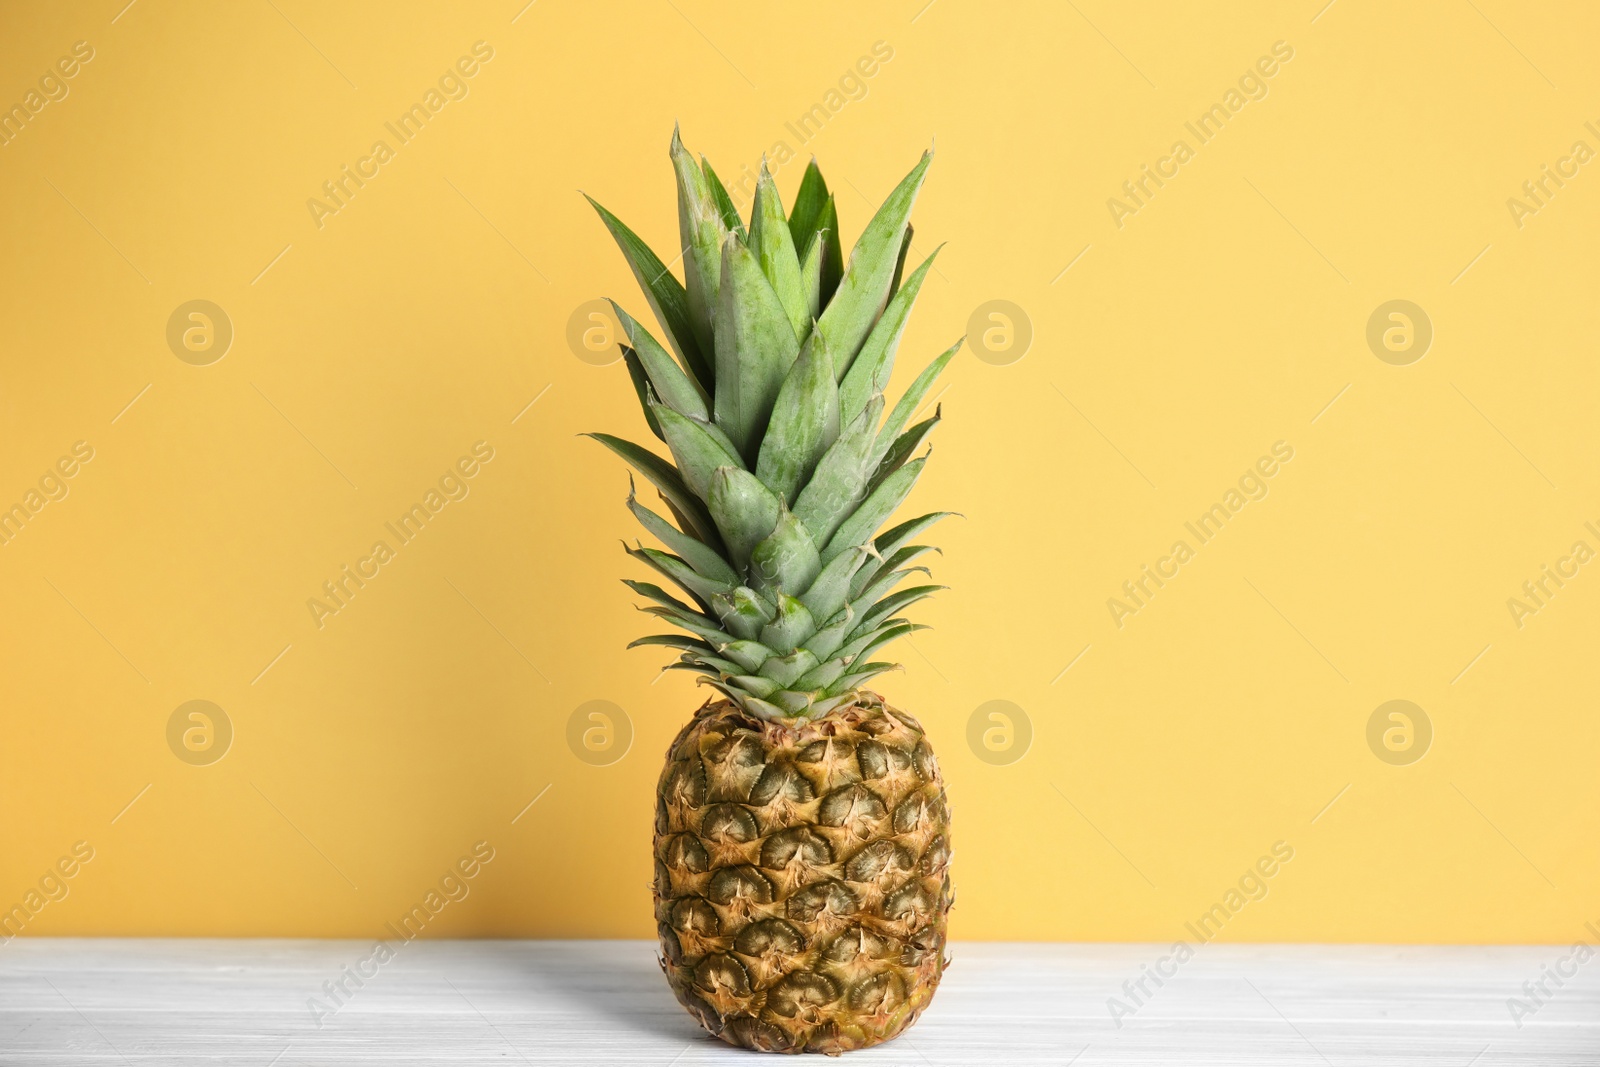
{"left": 1, "top": 0, "right": 1595, "bottom": 944}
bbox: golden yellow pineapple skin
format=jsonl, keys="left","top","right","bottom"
{"left": 654, "top": 694, "right": 952, "bottom": 1054}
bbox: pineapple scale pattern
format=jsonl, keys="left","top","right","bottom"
{"left": 655, "top": 696, "right": 952, "bottom": 1054}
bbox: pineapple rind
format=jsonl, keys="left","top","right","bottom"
{"left": 656, "top": 694, "right": 952, "bottom": 1054}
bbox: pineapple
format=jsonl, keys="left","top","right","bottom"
{"left": 586, "top": 128, "right": 955, "bottom": 1054}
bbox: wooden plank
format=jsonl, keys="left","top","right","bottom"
{"left": 0, "top": 940, "right": 1594, "bottom": 1064}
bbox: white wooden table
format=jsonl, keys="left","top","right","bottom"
{"left": 1, "top": 940, "right": 1594, "bottom": 1064}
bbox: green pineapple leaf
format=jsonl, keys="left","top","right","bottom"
{"left": 787, "top": 159, "right": 830, "bottom": 252}
{"left": 700, "top": 156, "right": 747, "bottom": 239}
{"left": 850, "top": 544, "right": 939, "bottom": 600}
{"left": 821, "top": 456, "right": 926, "bottom": 565}
{"left": 755, "top": 326, "right": 840, "bottom": 505}
{"left": 695, "top": 652, "right": 755, "bottom": 677}
{"left": 758, "top": 648, "right": 819, "bottom": 688}
{"left": 626, "top": 481, "right": 739, "bottom": 584}
{"left": 852, "top": 621, "right": 926, "bottom": 666}
{"left": 626, "top": 545, "right": 734, "bottom": 608}
{"left": 671, "top": 126, "right": 728, "bottom": 359}
{"left": 799, "top": 607, "right": 859, "bottom": 661}
{"left": 621, "top": 347, "right": 665, "bottom": 442}
{"left": 714, "top": 235, "right": 801, "bottom": 460}
{"left": 850, "top": 584, "right": 943, "bottom": 638}
{"left": 612, "top": 301, "right": 709, "bottom": 420}
{"left": 748, "top": 506, "right": 821, "bottom": 598}
{"left": 870, "top": 512, "right": 956, "bottom": 571}
{"left": 838, "top": 249, "right": 940, "bottom": 425}
{"left": 727, "top": 673, "right": 782, "bottom": 699}
{"left": 586, "top": 433, "right": 720, "bottom": 548}
{"left": 798, "top": 544, "right": 869, "bottom": 623}
{"left": 870, "top": 337, "right": 960, "bottom": 469}
{"left": 832, "top": 618, "right": 922, "bottom": 667}
{"left": 622, "top": 578, "right": 700, "bottom": 617}
{"left": 640, "top": 602, "right": 735, "bottom": 647}
{"left": 870, "top": 406, "right": 940, "bottom": 493}
{"left": 706, "top": 465, "right": 782, "bottom": 572}
{"left": 652, "top": 403, "right": 745, "bottom": 499}
{"left": 591, "top": 132, "right": 956, "bottom": 720}
{"left": 888, "top": 222, "right": 915, "bottom": 300}
{"left": 790, "top": 395, "right": 882, "bottom": 547}
{"left": 749, "top": 163, "right": 808, "bottom": 338}
{"left": 627, "top": 633, "right": 715, "bottom": 654}
{"left": 827, "top": 661, "right": 898, "bottom": 696}
{"left": 850, "top": 565, "right": 929, "bottom": 618}
{"left": 814, "top": 195, "right": 844, "bottom": 305}
{"left": 759, "top": 593, "right": 815, "bottom": 654}
{"left": 791, "top": 656, "right": 848, "bottom": 692}
{"left": 584, "top": 194, "right": 712, "bottom": 391}
{"left": 798, "top": 225, "right": 826, "bottom": 323}
{"left": 710, "top": 585, "right": 775, "bottom": 641}
{"left": 720, "top": 639, "right": 775, "bottom": 672}
{"left": 816, "top": 151, "right": 931, "bottom": 376}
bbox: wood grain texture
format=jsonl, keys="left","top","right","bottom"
{"left": 0, "top": 940, "right": 1595, "bottom": 1064}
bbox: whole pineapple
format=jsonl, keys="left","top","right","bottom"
{"left": 586, "top": 128, "right": 956, "bottom": 1054}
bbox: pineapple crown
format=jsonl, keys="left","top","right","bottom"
{"left": 585, "top": 127, "right": 957, "bottom": 723}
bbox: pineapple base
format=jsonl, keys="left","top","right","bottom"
{"left": 654, "top": 693, "right": 953, "bottom": 1054}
